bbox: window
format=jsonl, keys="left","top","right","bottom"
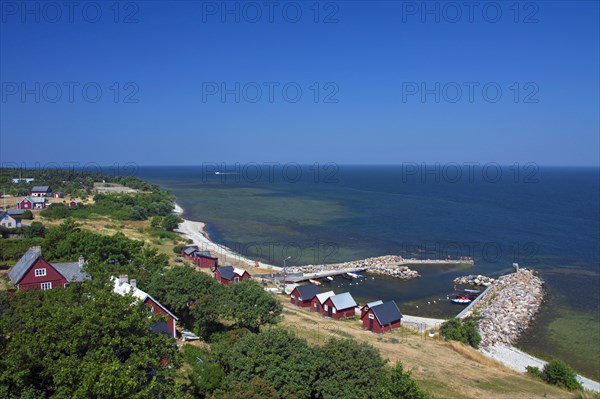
{"left": 41, "top": 282, "right": 52, "bottom": 290}
{"left": 35, "top": 268, "right": 46, "bottom": 277}
{"left": 368, "top": 314, "right": 375, "bottom": 319}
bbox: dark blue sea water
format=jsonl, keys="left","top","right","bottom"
{"left": 137, "top": 165, "right": 600, "bottom": 378}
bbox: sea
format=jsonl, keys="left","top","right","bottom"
{"left": 136, "top": 164, "right": 600, "bottom": 379}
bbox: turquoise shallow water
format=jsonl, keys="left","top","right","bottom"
{"left": 137, "top": 165, "right": 600, "bottom": 379}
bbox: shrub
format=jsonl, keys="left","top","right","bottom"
{"left": 173, "top": 245, "right": 184, "bottom": 254}
{"left": 526, "top": 366, "right": 543, "bottom": 379}
{"left": 24, "top": 222, "right": 46, "bottom": 238}
{"left": 21, "top": 210, "right": 33, "bottom": 220}
{"left": 440, "top": 316, "right": 481, "bottom": 348}
{"left": 150, "top": 216, "right": 162, "bottom": 228}
{"left": 542, "top": 360, "right": 582, "bottom": 390}
{"left": 380, "top": 362, "right": 431, "bottom": 399}
{"left": 161, "top": 214, "right": 183, "bottom": 231}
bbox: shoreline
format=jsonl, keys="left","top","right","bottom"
{"left": 171, "top": 202, "right": 600, "bottom": 391}
{"left": 173, "top": 203, "right": 280, "bottom": 270}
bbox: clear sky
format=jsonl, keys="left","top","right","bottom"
{"left": 1, "top": 1, "right": 599, "bottom": 167}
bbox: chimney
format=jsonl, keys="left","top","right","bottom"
{"left": 119, "top": 275, "right": 129, "bottom": 285}
{"left": 130, "top": 279, "right": 137, "bottom": 288}
{"left": 78, "top": 255, "right": 85, "bottom": 268}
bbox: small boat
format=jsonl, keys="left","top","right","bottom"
{"left": 347, "top": 272, "right": 364, "bottom": 279}
{"left": 451, "top": 296, "right": 472, "bottom": 305}
{"left": 309, "top": 279, "right": 322, "bottom": 286}
{"left": 326, "top": 276, "right": 334, "bottom": 282}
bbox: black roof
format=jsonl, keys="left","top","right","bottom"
{"left": 370, "top": 301, "right": 403, "bottom": 325}
{"left": 193, "top": 251, "right": 216, "bottom": 259}
{"left": 216, "top": 266, "right": 234, "bottom": 281}
{"left": 293, "top": 284, "right": 320, "bottom": 301}
{"left": 182, "top": 246, "right": 199, "bottom": 255}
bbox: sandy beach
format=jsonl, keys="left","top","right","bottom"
{"left": 173, "top": 203, "right": 280, "bottom": 270}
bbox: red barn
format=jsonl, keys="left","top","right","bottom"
{"left": 8, "top": 247, "right": 91, "bottom": 290}
{"left": 180, "top": 245, "right": 199, "bottom": 260}
{"left": 311, "top": 291, "right": 334, "bottom": 313}
{"left": 191, "top": 251, "right": 218, "bottom": 268}
{"left": 180, "top": 246, "right": 219, "bottom": 268}
{"left": 17, "top": 196, "right": 47, "bottom": 209}
{"left": 361, "top": 301, "right": 403, "bottom": 334}
{"left": 214, "top": 266, "right": 250, "bottom": 285}
{"left": 322, "top": 292, "right": 357, "bottom": 319}
{"left": 360, "top": 300, "right": 383, "bottom": 318}
{"left": 290, "top": 283, "right": 320, "bottom": 307}
{"left": 69, "top": 200, "right": 79, "bottom": 208}
{"left": 112, "top": 275, "right": 179, "bottom": 339}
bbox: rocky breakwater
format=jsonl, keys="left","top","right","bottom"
{"left": 287, "top": 255, "right": 421, "bottom": 280}
{"left": 454, "top": 274, "right": 495, "bottom": 287}
{"left": 473, "top": 269, "right": 544, "bottom": 348}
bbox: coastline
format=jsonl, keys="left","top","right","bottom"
{"left": 173, "top": 203, "right": 280, "bottom": 270}
{"left": 171, "top": 202, "right": 600, "bottom": 392}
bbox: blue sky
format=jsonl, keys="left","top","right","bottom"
{"left": 1, "top": 1, "right": 598, "bottom": 166}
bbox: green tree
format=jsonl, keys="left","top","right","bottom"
{"left": 24, "top": 221, "right": 46, "bottom": 238}
{"left": 129, "top": 205, "right": 147, "bottom": 221}
{"left": 146, "top": 266, "right": 224, "bottom": 339}
{"left": 21, "top": 210, "right": 33, "bottom": 220}
{"left": 221, "top": 280, "right": 282, "bottom": 331}
{"left": 542, "top": 360, "right": 582, "bottom": 390}
{"left": 314, "top": 338, "right": 387, "bottom": 399}
{"left": 215, "top": 329, "right": 316, "bottom": 398}
{"left": 161, "top": 214, "right": 183, "bottom": 231}
{"left": 0, "top": 281, "right": 183, "bottom": 398}
{"left": 211, "top": 378, "right": 280, "bottom": 399}
{"left": 379, "top": 362, "right": 431, "bottom": 399}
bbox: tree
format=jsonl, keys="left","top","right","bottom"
{"left": 214, "top": 329, "right": 316, "bottom": 398}
{"left": 0, "top": 281, "right": 183, "bottom": 398}
{"left": 24, "top": 221, "right": 46, "bottom": 238}
{"left": 210, "top": 378, "right": 280, "bottom": 399}
{"left": 314, "top": 338, "right": 387, "bottom": 399}
{"left": 379, "top": 362, "right": 431, "bottom": 399}
{"left": 21, "top": 210, "right": 33, "bottom": 220}
{"left": 221, "top": 280, "right": 282, "bottom": 331}
{"left": 130, "top": 205, "right": 148, "bottom": 221}
{"left": 161, "top": 214, "right": 183, "bottom": 231}
{"left": 542, "top": 360, "right": 582, "bottom": 390}
{"left": 146, "top": 265, "right": 223, "bottom": 337}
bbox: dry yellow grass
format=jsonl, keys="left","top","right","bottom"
{"left": 278, "top": 299, "right": 576, "bottom": 399}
